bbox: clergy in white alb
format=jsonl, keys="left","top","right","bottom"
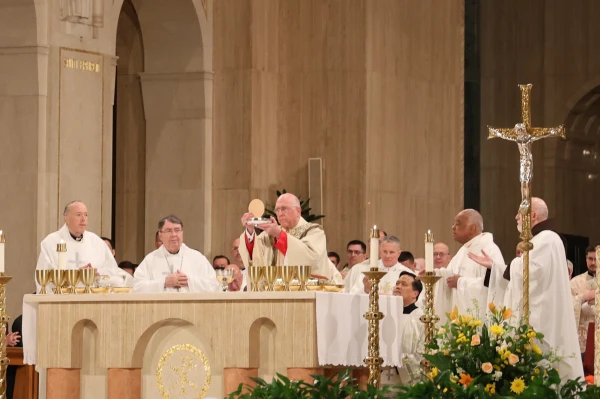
{"left": 474, "top": 198, "right": 584, "bottom": 382}
{"left": 345, "top": 236, "right": 413, "bottom": 295}
{"left": 35, "top": 201, "right": 131, "bottom": 292}
{"left": 238, "top": 193, "right": 335, "bottom": 280}
{"left": 433, "top": 209, "right": 506, "bottom": 324}
{"left": 133, "top": 215, "right": 220, "bottom": 293}
{"left": 570, "top": 245, "right": 597, "bottom": 357}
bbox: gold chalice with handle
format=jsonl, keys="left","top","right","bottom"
{"left": 280, "top": 266, "right": 295, "bottom": 291}
{"left": 296, "top": 265, "right": 312, "bottom": 291}
{"left": 35, "top": 270, "right": 51, "bottom": 294}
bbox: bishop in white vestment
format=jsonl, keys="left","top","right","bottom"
{"left": 35, "top": 201, "right": 131, "bottom": 292}
{"left": 434, "top": 209, "right": 506, "bottom": 324}
{"left": 239, "top": 193, "right": 334, "bottom": 280}
{"left": 133, "top": 215, "right": 220, "bottom": 293}
{"left": 345, "top": 236, "right": 413, "bottom": 295}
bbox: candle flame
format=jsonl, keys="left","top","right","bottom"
{"left": 60, "top": 239, "right": 65, "bottom": 243}
{"left": 373, "top": 225, "right": 377, "bottom": 229}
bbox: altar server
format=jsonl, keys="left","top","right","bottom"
{"left": 133, "top": 215, "right": 220, "bottom": 293}
{"left": 35, "top": 200, "right": 131, "bottom": 292}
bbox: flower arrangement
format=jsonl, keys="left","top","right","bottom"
{"left": 396, "top": 303, "right": 600, "bottom": 398}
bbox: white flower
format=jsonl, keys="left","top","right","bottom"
{"left": 493, "top": 371, "right": 502, "bottom": 381}
{"left": 456, "top": 367, "right": 465, "bottom": 375}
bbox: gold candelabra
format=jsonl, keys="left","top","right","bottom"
{"left": 363, "top": 226, "right": 386, "bottom": 388}
{"left": 417, "top": 272, "right": 441, "bottom": 348}
{"left": 488, "top": 83, "right": 565, "bottom": 324}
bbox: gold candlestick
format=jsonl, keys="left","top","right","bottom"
{"left": 363, "top": 225, "right": 386, "bottom": 388}
{"left": 417, "top": 272, "right": 442, "bottom": 347}
{"left": 0, "top": 273, "right": 12, "bottom": 398}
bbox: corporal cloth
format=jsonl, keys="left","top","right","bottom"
{"left": 239, "top": 217, "right": 333, "bottom": 280}
{"left": 35, "top": 224, "right": 132, "bottom": 292}
{"left": 503, "top": 228, "right": 584, "bottom": 382}
{"left": 315, "top": 292, "right": 411, "bottom": 367}
{"left": 133, "top": 244, "right": 220, "bottom": 293}
{"left": 344, "top": 260, "right": 414, "bottom": 295}
{"left": 435, "top": 233, "right": 506, "bottom": 324}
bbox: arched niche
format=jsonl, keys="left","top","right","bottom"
{"left": 249, "top": 317, "right": 277, "bottom": 380}
{"left": 71, "top": 319, "right": 106, "bottom": 398}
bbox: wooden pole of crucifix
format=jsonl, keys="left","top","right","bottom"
{"left": 487, "top": 84, "right": 565, "bottom": 324}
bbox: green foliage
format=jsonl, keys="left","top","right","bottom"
{"left": 264, "top": 189, "right": 325, "bottom": 223}
{"left": 225, "top": 369, "right": 393, "bottom": 399}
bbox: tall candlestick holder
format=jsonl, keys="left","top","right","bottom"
{"left": 417, "top": 272, "right": 441, "bottom": 371}
{"left": 0, "top": 273, "right": 12, "bottom": 398}
{"left": 362, "top": 225, "right": 386, "bottom": 388}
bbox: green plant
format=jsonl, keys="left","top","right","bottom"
{"left": 264, "top": 189, "right": 325, "bottom": 223}
{"left": 395, "top": 303, "right": 600, "bottom": 399}
{"left": 226, "top": 369, "right": 393, "bottom": 398}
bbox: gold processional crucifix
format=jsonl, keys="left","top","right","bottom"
{"left": 487, "top": 84, "right": 565, "bottom": 323}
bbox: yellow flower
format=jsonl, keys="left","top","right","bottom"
{"left": 488, "top": 302, "right": 497, "bottom": 313}
{"left": 431, "top": 367, "right": 439, "bottom": 378}
{"left": 531, "top": 343, "right": 542, "bottom": 355}
{"left": 485, "top": 383, "right": 496, "bottom": 395}
{"left": 490, "top": 325, "right": 504, "bottom": 335}
{"left": 534, "top": 368, "right": 540, "bottom": 374}
{"left": 502, "top": 308, "right": 512, "bottom": 320}
{"left": 471, "top": 334, "right": 481, "bottom": 346}
{"left": 508, "top": 353, "right": 519, "bottom": 365}
{"left": 481, "top": 362, "right": 493, "bottom": 374}
{"left": 511, "top": 377, "right": 526, "bottom": 394}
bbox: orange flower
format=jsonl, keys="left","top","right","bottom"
{"left": 488, "top": 302, "right": 497, "bottom": 313}
{"left": 458, "top": 373, "right": 474, "bottom": 387}
{"left": 450, "top": 305, "right": 458, "bottom": 321}
{"left": 481, "top": 362, "right": 493, "bottom": 374}
{"left": 508, "top": 353, "right": 519, "bottom": 365}
{"left": 502, "top": 308, "right": 512, "bottom": 320}
{"left": 471, "top": 334, "right": 481, "bottom": 346}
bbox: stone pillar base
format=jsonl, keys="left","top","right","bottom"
{"left": 223, "top": 367, "right": 258, "bottom": 395}
{"left": 108, "top": 368, "right": 141, "bottom": 399}
{"left": 47, "top": 368, "right": 80, "bottom": 399}
{"left": 287, "top": 367, "right": 324, "bottom": 384}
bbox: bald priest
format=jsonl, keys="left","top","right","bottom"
{"left": 35, "top": 200, "right": 132, "bottom": 292}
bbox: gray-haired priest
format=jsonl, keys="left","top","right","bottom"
{"left": 239, "top": 193, "right": 341, "bottom": 282}
{"left": 35, "top": 200, "right": 132, "bottom": 292}
{"left": 133, "top": 215, "right": 220, "bottom": 292}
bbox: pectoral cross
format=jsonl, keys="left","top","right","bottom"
{"left": 68, "top": 252, "right": 82, "bottom": 267}
{"left": 487, "top": 84, "right": 566, "bottom": 324}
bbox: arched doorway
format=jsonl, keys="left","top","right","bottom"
{"left": 113, "top": 0, "right": 212, "bottom": 263}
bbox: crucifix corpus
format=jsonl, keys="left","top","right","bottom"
{"left": 487, "top": 84, "right": 565, "bottom": 323}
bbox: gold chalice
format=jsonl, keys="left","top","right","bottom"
{"left": 65, "top": 269, "right": 81, "bottom": 294}
{"left": 296, "top": 265, "right": 312, "bottom": 291}
{"left": 35, "top": 270, "right": 51, "bottom": 294}
{"left": 280, "top": 266, "right": 295, "bottom": 291}
{"left": 248, "top": 266, "right": 264, "bottom": 292}
{"left": 51, "top": 270, "right": 66, "bottom": 295}
{"left": 80, "top": 268, "right": 95, "bottom": 293}
{"left": 263, "top": 266, "right": 277, "bottom": 291}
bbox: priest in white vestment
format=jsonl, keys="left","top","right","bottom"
{"left": 570, "top": 245, "right": 597, "bottom": 358}
{"left": 471, "top": 198, "right": 584, "bottom": 382}
{"left": 133, "top": 215, "right": 220, "bottom": 293}
{"left": 345, "top": 236, "right": 413, "bottom": 295}
{"left": 35, "top": 200, "right": 131, "bottom": 292}
{"left": 238, "top": 193, "right": 338, "bottom": 281}
{"left": 433, "top": 209, "right": 506, "bottom": 324}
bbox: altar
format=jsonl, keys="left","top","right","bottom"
{"left": 23, "top": 291, "right": 410, "bottom": 399}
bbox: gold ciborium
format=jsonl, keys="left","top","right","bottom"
{"left": 296, "top": 265, "right": 311, "bottom": 291}
{"left": 263, "top": 266, "right": 277, "bottom": 291}
{"left": 248, "top": 266, "right": 264, "bottom": 292}
{"left": 80, "top": 268, "right": 95, "bottom": 293}
{"left": 280, "top": 266, "right": 295, "bottom": 291}
{"left": 65, "top": 269, "right": 81, "bottom": 294}
{"left": 35, "top": 270, "right": 51, "bottom": 295}
{"left": 51, "top": 270, "right": 66, "bottom": 295}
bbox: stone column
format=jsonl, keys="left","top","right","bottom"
{"left": 223, "top": 367, "right": 258, "bottom": 395}
{"left": 47, "top": 368, "right": 80, "bottom": 399}
{"left": 107, "top": 368, "right": 141, "bottom": 399}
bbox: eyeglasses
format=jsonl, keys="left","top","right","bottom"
{"left": 274, "top": 206, "right": 293, "bottom": 214}
{"left": 433, "top": 252, "right": 448, "bottom": 257}
{"left": 347, "top": 250, "right": 364, "bottom": 255}
{"left": 161, "top": 228, "right": 183, "bottom": 235}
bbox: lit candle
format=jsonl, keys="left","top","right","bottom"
{"left": 57, "top": 239, "right": 67, "bottom": 270}
{"left": 425, "top": 230, "right": 434, "bottom": 273}
{"left": 0, "top": 230, "right": 5, "bottom": 273}
{"left": 370, "top": 225, "right": 379, "bottom": 270}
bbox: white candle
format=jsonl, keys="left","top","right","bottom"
{"left": 425, "top": 230, "right": 434, "bottom": 273}
{"left": 57, "top": 239, "right": 67, "bottom": 270}
{"left": 370, "top": 225, "right": 379, "bottom": 269}
{"left": 0, "top": 230, "right": 5, "bottom": 273}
